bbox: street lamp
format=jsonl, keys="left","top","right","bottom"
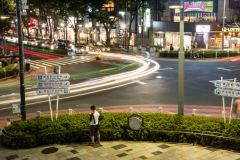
{"left": 85, "top": 23, "right": 89, "bottom": 45}
{"left": 222, "top": 0, "right": 226, "bottom": 51}
{"left": 169, "top": 0, "right": 185, "bottom": 115}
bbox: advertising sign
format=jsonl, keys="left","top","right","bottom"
{"left": 184, "top": 1, "right": 213, "bottom": 12}
{"left": 146, "top": 8, "right": 150, "bottom": 27}
{"left": 196, "top": 25, "right": 211, "bottom": 32}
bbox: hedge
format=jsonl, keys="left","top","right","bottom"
{"left": 0, "top": 64, "right": 15, "bottom": 78}
{"left": 159, "top": 50, "right": 239, "bottom": 58}
{"left": 1, "top": 113, "right": 240, "bottom": 151}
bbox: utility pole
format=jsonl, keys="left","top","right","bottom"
{"left": 16, "top": 0, "right": 26, "bottom": 120}
{"left": 125, "top": 1, "right": 127, "bottom": 49}
{"left": 222, "top": 0, "right": 226, "bottom": 51}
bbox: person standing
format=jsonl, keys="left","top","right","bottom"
{"left": 25, "top": 57, "right": 31, "bottom": 72}
{"left": 89, "top": 105, "right": 100, "bottom": 146}
{"left": 170, "top": 44, "right": 174, "bottom": 51}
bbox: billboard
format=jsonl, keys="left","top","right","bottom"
{"left": 184, "top": 1, "right": 213, "bottom": 12}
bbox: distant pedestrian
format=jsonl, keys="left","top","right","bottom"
{"left": 89, "top": 105, "right": 100, "bottom": 146}
{"left": 233, "top": 98, "right": 240, "bottom": 118}
{"left": 194, "top": 41, "right": 198, "bottom": 49}
{"left": 170, "top": 44, "right": 174, "bottom": 51}
{"left": 1, "top": 58, "right": 8, "bottom": 67}
{"left": 12, "top": 61, "right": 19, "bottom": 78}
{"left": 53, "top": 67, "right": 58, "bottom": 74}
{"left": 24, "top": 57, "right": 31, "bottom": 72}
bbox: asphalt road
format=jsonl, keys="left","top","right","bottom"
{"left": 1, "top": 56, "right": 240, "bottom": 118}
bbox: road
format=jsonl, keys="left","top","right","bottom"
{"left": 1, "top": 55, "right": 240, "bottom": 121}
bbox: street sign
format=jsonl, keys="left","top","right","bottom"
{"left": 12, "top": 104, "right": 20, "bottom": 114}
{"left": 36, "top": 88, "right": 70, "bottom": 95}
{"left": 21, "top": 0, "right": 27, "bottom": 3}
{"left": 21, "top": 12, "right": 27, "bottom": 15}
{"left": 37, "top": 74, "right": 70, "bottom": 81}
{"left": 22, "top": 5, "right": 29, "bottom": 9}
{"left": 37, "top": 81, "right": 70, "bottom": 88}
{"left": 214, "top": 80, "right": 240, "bottom": 89}
{"left": 214, "top": 88, "right": 240, "bottom": 98}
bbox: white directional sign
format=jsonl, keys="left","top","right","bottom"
{"left": 37, "top": 81, "right": 70, "bottom": 88}
{"left": 21, "top": 0, "right": 27, "bottom": 4}
{"left": 37, "top": 74, "right": 70, "bottom": 81}
{"left": 214, "top": 80, "right": 240, "bottom": 90}
{"left": 36, "top": 88, "right": 70, "bottom": 95}
{"left": 214, "top": 88, "right": 240, "bottom": 98}
{"left": 22, "top": 5, "right": 29, "bottom": 9}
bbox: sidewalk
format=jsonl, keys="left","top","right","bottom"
{"left": 1, "top": 140, "right": 240, "bottom": 160}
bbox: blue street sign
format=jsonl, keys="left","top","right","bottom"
{"left": 214, "top": 88, "right": 240, "bottom": 98}
{"left": 37, "top": 81, "right": 70, "bottom": 88}
{"left": 36, "top": 88, "right": 70, "bottom": 95}
{"left": 36, "top": 74, "right": 70, "bottom": 81}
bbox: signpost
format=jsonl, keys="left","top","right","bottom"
{"left": 36, "top": 66, "right": 70, "bottom": 121}
{"left": 214, "top": 77, "right": 239, "bottom": 123}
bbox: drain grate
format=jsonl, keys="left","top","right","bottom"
{"left": 41, "top": 147, "right": 58, "bottom": 154}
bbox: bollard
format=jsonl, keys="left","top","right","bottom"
{"left": 192, "top": 109, "right": 197, "bottom": 116}
{"left": 159, "top": 107, "right": 163, "bottom": 114}
{"left": 228, "top": 51, "right": 229, "bottom": 57}
{"left": 68, "top": 109, "right": 73, "bottom": 115}
{"left": 216, "top": 51, "right": 217, "bottom": 58}
{"left": 129, "top": 107, "right": 133, "bottom": 113}
{"left": 6, "top": 118, "right": 11, "bottom": 126}
{"left": 222, "top": 111, "right": 226, "bottom": 118}
{"left": 203, "top": 51, "right": 204, "bottom": 58}
{"left": 36, "top": 111, "right": 41, "bottom": 117}
{"left": 99, "top": 108, "right": 103, "bottom": 113}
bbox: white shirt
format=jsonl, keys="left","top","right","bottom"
{"left": 90, "top": 111, "right": 100, "bottom": 125}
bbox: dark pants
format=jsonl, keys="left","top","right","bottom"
{"left": 89, "top": 125, "right": 100, "bottom": 137}
{"left": 26, "top": 63, "right": 30, "bottom": 71}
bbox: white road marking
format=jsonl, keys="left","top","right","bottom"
{"left": 209, "top": 79, "right": 236, "bottom": 83}
{"left": 134, "top": 80, "right": 146, "bottom": 85}
{"left": 158, "top": 67, "right": 173, "bottom": 70}
{"left": 217, "top": 67, "right": 232, "bottom": 71}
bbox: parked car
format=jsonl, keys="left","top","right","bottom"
{"left": 56, "top": 39, "right": 72, "bottom": 49}
{"left": 46, "top": 41, "right": 56, "bottom": 50}
{"left": 91, "top": 45, "right": 110, "bottom": 52}
{"left": 36, "top": 39, "right": 49, "bottom": 47}
{"left": 27, "top": 38, "right": 37, "bottom": 46}
{"left": 73, "top": 44, "right": 89, "bottom": 54}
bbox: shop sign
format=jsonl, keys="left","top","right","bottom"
{"left": 146, "top": 8, "right": 150, "bottom": 27}
{"left": 223, "top": 27, "right": 240, "bottom": 32}
{"left": 184, "top": 1, "right": 213, "bottom": 12}
{"left": 196, "top": 25, "right": 210, "bottom": 32}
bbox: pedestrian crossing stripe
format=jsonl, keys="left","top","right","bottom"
{"left": 30, "top": 57, "right": 95, "bottom": 68}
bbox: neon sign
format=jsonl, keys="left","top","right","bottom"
{"left": 184, "top": 1, "right": 213, "bottom": 12}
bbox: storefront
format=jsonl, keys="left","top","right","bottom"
{"left": 209, "top": 27, "right": 240, "bottom": 49}
{"left": 152, "top": 21, "right": 195, "bottom": 50}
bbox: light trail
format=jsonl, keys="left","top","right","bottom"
{"left": 0, "top": 52, "right": 160, "bottom": 105}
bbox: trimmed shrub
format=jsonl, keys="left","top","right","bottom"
{"left": 1, "top": 113, "right": 240, "bottom": 151}
{"left": 159, "top": 50, "right": 238, "bottom": 58}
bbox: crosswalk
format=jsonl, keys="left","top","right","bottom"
{"left": 30, "top": 56, "right": 95, "bottom": 69}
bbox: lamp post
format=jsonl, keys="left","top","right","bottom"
{"left": 222, "top": 0, "right": 226, "bottom": 51}
{"left": 169, "top": 0, "right": 185, "bottom": 115}
{"left": 16, "top": 0, "right": 26, "bottom": 120}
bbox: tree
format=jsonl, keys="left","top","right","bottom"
{"left": 0, "top": 18, "right": 11, "bottom": 55}
{"left": 88, "top": 0, "right": 117, "bottom": 45}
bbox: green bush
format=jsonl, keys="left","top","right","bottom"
{"left": 159, "top": 50, "right": 238, "bottom": 58}
{"left": 0, "top": 64, "right": 15, "bottom": 78}
{"left": 1, "top": 113, "right": 240, "bottom": 150}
